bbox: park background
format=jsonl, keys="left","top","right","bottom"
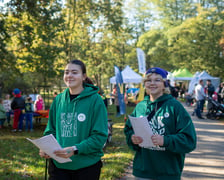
{"left": 0, "top": 0, "right": 224, "bottom": 179}
{"left": 0, "top": 0, "right": 224, "bottom": 101}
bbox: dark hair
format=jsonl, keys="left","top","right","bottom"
{"left": 85, "top": 77, "right": 94, "bottom": 85}
{"left": 68, "top": 59, "right": 94, "bottom": 85}
{"left": 68, "top": 59, "right": 86, "bottom": 74}
{"left": 27, "top": 97, "right": 32, "bottom": 101}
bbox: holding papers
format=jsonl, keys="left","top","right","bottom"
{"left": 128, "top": 115, "right": 155, "bottom": 148}
{"left": 27, "top": 134, "right": 72, "bottom": 163}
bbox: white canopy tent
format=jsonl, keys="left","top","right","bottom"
{"left": 188, "top": 71, "right": 220, "bottom": 94}
{"left": 167, "top": 72, "right": 175, "bottom": 86}
{"left": 110, "top": 65, "right": 142, "bottom": 84}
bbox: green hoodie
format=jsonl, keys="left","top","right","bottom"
{"left": 124, "top": 94, "right": 197, "bottom": 180}
{"left": 44, "top": 84, "right": 108, "bottom": 170}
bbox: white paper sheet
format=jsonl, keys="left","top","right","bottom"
{"left": 128, "top": 115, "right": 155, "bottom": 148}
{"left": 27, "top": 134, "right": 72, "bottom": 163}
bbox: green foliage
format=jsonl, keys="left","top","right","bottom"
{"left": 166, "top": 6, "right": 224, "bottom": 75}
{"left": 1, "top": 0, "right": 224, "bottom": 93}
{"left": 137, "top": 29, "right": 174, "bottom": 70}
{"left": 137, "top": 2, "right": 224, "bottom": 78}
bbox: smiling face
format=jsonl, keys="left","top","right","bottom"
{"left": 144, "top": 73, "right": 165, "bottom": 101}
{"left": 63, "top": 63, "right": 86, "bottom": 94}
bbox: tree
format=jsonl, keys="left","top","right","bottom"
{"left": 166, "top": 6, "right": 224, "bottom": 77}
{"left": 4, "top": 0, "right": 64, "bottom": 93}
{"left": 56, "top": 0, "right": 125, "bottom": 88}
{"left": 137, "top": 29, "right": 173, "bottom": 70}
{"left": 150, "top": 0, "right": 198, "bottom": 28}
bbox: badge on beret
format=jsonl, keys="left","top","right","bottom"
{"left": 151, "top": 68, "right": 156, "bottom": 72}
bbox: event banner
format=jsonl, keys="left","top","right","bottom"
{"left": 114, "top": 65, "right": 126, "bottom": 115}
{"left": 136, "top": 48, "right": 146, "bottom": 74}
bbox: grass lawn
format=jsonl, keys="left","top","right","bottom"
{"left": 0, "top": 104, "right": 135, "bottom": 180}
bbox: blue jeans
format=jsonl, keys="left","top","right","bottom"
{"left": 0, "top": 118, "right": 5, "bottom": 126}
{"left": 195, "top": 100, "right": 204, "bottom": 118}
{"left": 25, "top": 113, "right": 33, "bottom": 130}
{"left": 6, "top": 111, "right": 12, "bottom": 124}
{"left": 18, "top": 113, "right": 25, "bottom": 130}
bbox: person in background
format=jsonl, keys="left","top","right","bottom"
{"left": 11, "top": 88, "right": 25, "bottom": 132}
{"left": 167, "top": 80, "right": 175, "bottom": 98}
{"left": 0, "top": 98, "right": 6, "bottom": 129}
{"left": 205, "top": 79, "right": 215, "bottom": 115}
{"left": 39, "top": 59, "right": 108, "bottom": 180}
{"left": 194, "top": 79, "right": 206, "bottom": 119}
{"left": 112, "top": 85, "right": 120, "bottom": 117}
{"left": 216, "top": 82, "right": 224, "bottom": 104}
{"left": 3, "top": 94, "right": 12, "bottom": 126}
{"left": 124, "top": 67, "right": 197, "bottom": 180}
{"left": 172, "top": 82, "right": 180, "bottom": 99}
{"left": 25, "top": 97, "right": 34, "bottom": 132}
{"left": 205, "top": 79, "right": 215, "bottom": 97}
{"left": 34, "top": 94, "right": 45, "bottom": 124}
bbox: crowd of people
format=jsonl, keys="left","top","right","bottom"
{"left": 190, "top": 79, "right": 224, "bottom": 119}
{"left": 0, "top": 88, "right": 46, "bottom": 132}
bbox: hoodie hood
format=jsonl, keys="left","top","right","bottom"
{"left": 62, "top": 83, "right": 99, "bottom": 102}
{"left": 143, "top": 94, "right": 173, "bottom": 105}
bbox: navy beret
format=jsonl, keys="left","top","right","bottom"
{"left": 146, "top": 67, "right": 168, "bottom": 79}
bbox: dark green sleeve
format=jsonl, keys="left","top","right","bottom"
{"left": 76, "top": 95, "right": 108, "bottom": 154}
{"left": 163, "top": 102, "right": 197, "bottom": 153}
{"left": 124, "top": 109, "right": 141, "bottom": 151}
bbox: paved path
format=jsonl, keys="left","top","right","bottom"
{"left": 118, "top": 104, "right": 224, "bottom": 180}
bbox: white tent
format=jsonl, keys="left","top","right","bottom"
{"left": 167, "top": 72, "right": 175, "bottom": 86}
{"left": 110, "top": 65, "right": 142, "bottom": 84}
{"left": 188, "top": 71, "right": 220, "bottom": 94}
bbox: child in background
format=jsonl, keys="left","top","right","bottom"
{"left": 0, "top": 98, "right": 6, "bottom": 129}
{"left": 11, "top": 88, "right": 25, "bottom": 132}
{"left": 34, "top": 95, "right": 45, "bottom": 124}
{"left": 3, "top": 94, "right": 12, "bottom": 126}
{"left": 25, "top": 97, "right": 34, "bottom": 132}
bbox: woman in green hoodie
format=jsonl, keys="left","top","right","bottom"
{"left": 39, "top": 60, "right": 108, "bottom": 180}
{"left": 124, "top": 67, "right": 197, "bottom": 180}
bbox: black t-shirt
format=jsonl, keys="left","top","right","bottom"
{"left": 70, "top": 94, "right": 80, "bottom": 101}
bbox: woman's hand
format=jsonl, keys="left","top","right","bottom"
{"left": 151, "top": 134, "right": 164, "bottom": 146}
{"left": 54, "top": 147, "right": 74, "bottom": 158}
{"left": 39, "top": 149, "right": 50, "bottom": 159}
{"left": 131, "top": 135, "right": 143, "bottom": 145}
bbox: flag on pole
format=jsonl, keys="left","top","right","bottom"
{"left": 114, "top": 65, "right": 123, "bottom": 84}
{"left": 137, "top": 74, "right": 145, "bottom": 103}
{"left": 114, "top": 66, "right": 126, "bottom": 115}
{"left": 136, "top": 48, "right": 146, "bottom": 74}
